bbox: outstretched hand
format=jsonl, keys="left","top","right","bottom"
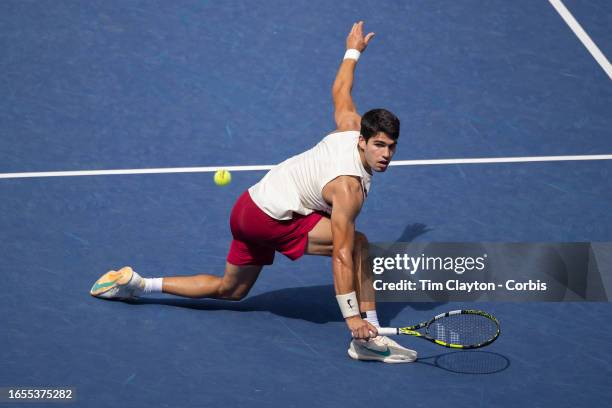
{"left": 346, "top": 21, "right": 375, "bottom": 52}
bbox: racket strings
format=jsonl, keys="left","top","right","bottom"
{"left": 427, "top": 314, "right": 498, "bottom": 346}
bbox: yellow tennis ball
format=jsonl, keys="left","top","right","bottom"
{"left": 214, "top": 169, "right": 232, "bottom": 186}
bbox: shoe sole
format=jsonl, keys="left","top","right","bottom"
{"left": 90, "top": 267, "right": 134, "bottom": 297}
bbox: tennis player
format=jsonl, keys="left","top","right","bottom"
{"left": 91, "top": 21, "right": 417, "bottom": 363}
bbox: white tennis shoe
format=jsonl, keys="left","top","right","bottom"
{"left": 90, "top": 266, "right": 145, "bottom": 300}
{"left": 348, "top": 335, "right": 418, "bottom": 363}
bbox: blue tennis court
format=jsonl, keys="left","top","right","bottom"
{"left": 1, "top": 1, "right": 611, "bottom": 407}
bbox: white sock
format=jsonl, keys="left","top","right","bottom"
{"left": 144, "top": 278, "right": 164, "bottom": 294}
{"left": 365, "top": 310, "right": 380, "bottom": 328}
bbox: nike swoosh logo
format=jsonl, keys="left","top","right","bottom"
{"left": 363, "top": 346, "right": 391, "bottom": 357}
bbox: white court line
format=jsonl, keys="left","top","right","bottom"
{"left": 390, "top": 154, "right": 612, "bottom": 166}
{"left": 549, "top": 0, "right": 612, "bottom": 80}
{"left": 1, "top": 154, "right": 611, "bottom": 180}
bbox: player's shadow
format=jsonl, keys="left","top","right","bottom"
{"left": 131, "top": 285, "right": 338, "bottom": 323}
{"left": 395, "top": 222, "right": 433, "bottom": 242}
{"left": 416, "top": 351, "right": 511, "bottom": 375}
{"left": 374, "top": 222, "right": 444, "bottom": 312}
{"left": 131, "top": 284, "right": 442, "bottom": 325}
{"left": 131, "top": 284, "right": 445, "bottom": 325}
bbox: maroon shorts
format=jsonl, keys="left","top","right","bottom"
{"left": 226, "top": 190, "right": 326, "bottom": 266}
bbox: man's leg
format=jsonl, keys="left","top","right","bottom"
{"left": 161, "top": 262, "right": 263, "bottom": 300}
{"left": 91, "top": 263, "right": 263, "bottom": 301}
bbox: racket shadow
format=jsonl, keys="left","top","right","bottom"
{"left": 416, "top": 351, "right": 511, "bottom": 375}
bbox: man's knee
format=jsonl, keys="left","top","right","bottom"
{"left": 217, "top": 285, "right": 248, "bottom": 301}
{"left": 217, "top": 279, "right": 252, "bottom": 301}
{"left": 216, "top": 264, "right": 261, "bottom": 301}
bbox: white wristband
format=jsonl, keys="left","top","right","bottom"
{"left": 343, "top": 49, "right": 361, "bottom": 61}
{"left": 336, "top": 291, "right": 360, "bottom": 318}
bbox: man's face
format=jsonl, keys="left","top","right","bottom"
{"left": 358, "top": 132, "right": 397, "bottom": 172}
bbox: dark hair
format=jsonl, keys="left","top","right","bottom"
{"left": 360, "top": 108, "right": 400, "bottom": 141}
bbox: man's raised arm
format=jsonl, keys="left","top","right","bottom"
{"left": 332, "top": 21, "right": 375, "bottom": 131}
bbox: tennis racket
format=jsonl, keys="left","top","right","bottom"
{"left": 377, "top": 309, "right": 500, "bottom": 349}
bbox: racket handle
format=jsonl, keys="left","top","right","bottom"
{"left": 377, "top": 327, "right": 398, "bottom": 336}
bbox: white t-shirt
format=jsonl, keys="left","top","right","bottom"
{"left": 248, "top": 130, "right": 372, "bottom": 220}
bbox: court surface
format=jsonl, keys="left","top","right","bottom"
{"left": 1, "top": 1, "right": 611, "bottom": 407}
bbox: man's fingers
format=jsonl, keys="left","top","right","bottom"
{"left": 353, "top": 325, "right": 368, "bottom": 339}
{"left": 360, "top": 328, "right": 369, "bottom": 339}
{"left": 365, "top": 322, "right": 377, "bottom": 338}
{"left": 365, "top": 32, "right": 375, "bottom": 44}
